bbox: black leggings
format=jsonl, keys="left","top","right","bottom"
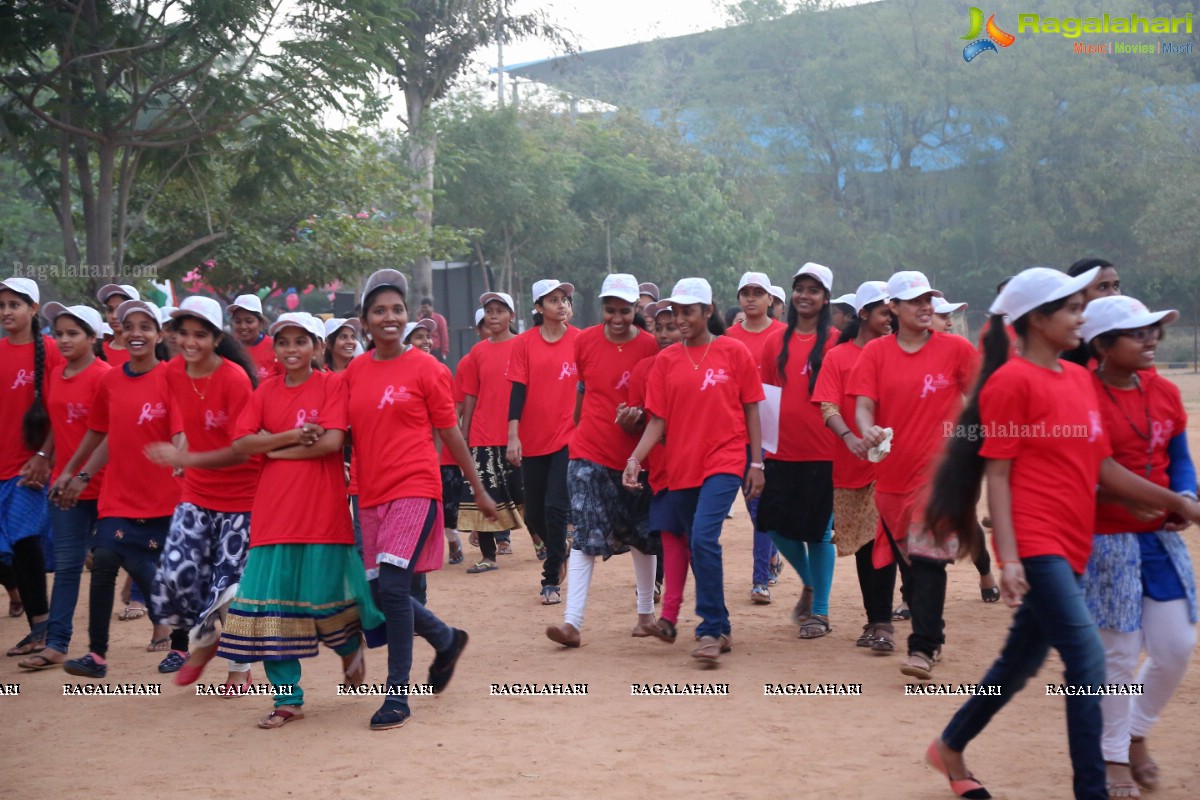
{"left": 522, "top": 447, "right": 569, "bottom": 588}
{"left": 88, "top": 546, "right": 162, "bottom": 658}
{"left": 854, "top": 542, "right": 897, "bottom": 626}
{"left": 0, "top": 560, "right": 16, "bottom": 591}
{"left": 11, "top": 535, "right": 48, "bottom": 624}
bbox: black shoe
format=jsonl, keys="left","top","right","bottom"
{"left": 428, "top": 628, "right": 469, "bottom": 694}
{"left": 64, "top": 653, "right": 107, "bottom": 679}
{"left": 157, "top": 650, "right": 187, "bottom": 673}
{"left": 369, "top": 704, "right": 411, "bottom": 731}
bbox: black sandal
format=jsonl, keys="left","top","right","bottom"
{"left": 650, "top": 619, "right": 677, "bottom": 644}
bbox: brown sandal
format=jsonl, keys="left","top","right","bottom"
{"left": 257, "top": 707, "right": 304, "bottom": 729}
{"left": 798, "top": 614, "right": 831, "bottom": 639}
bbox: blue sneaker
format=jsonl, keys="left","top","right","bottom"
{"left": 64, "top": 653, "right": 107, "bottom": 679}
{"left": 158, "top": 650, "right": 187, "bottom": 673}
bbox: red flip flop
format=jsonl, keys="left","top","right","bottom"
{"left": 925, "top": 739, "right": 992, "bottom": 799}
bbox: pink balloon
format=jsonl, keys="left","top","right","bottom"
{"left": 285, "top": 293, "right": 299, "bottom": 310}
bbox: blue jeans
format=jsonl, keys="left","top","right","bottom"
{"left": 745, "top": 495, "right": 780, "bottom": 585}
{"left": 668, "top": 474, "right": 742, "bottom": 639}
{"left": 45, "top": 500, "right": 98, "bottom": 654}
{"left": 942, "top": 556, "right": 1107, "bottom": 800}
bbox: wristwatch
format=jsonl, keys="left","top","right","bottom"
{"left": 749, "top": 462, "right": 765, "bottom": 470}
{"left": 74, "top": 472, "right": 91, "bottom": 485}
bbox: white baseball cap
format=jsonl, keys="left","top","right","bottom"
{"left": 228, "top": 294, "right": 264, "bottom": 318}
{"left": 479, "top": 291, "right": 515, "bottom": 312}
{"left": 0, "top": 277, "right": 39, "bottom": 304}
{"left": 644, "top": 301, "right": 672, "bottom": 320}
{"left": 474, "top": 308, "right": 486, "bottom": 326}
{"left": 887, "top": 271, "right": 943, "bottom": 302}
{"left": 362, "top": 269, "right": 410, "bottom": 303}
{"left": 42, "top": 302, "right": 103, "bottom": 337}
{"left": 989, "top": 266, "right": 1099, "bottom": 321}
{"left": 1080, "top": 295, "right": 1179, "bottom": 344}
{"left": 324, "top": 317, "right": 361, "bottom": 340}
{"left": 663, "top": 277, "right": 713, "bottom": 306}
{"left": 531, "top": 279, "right": 574, "bottom": 305}
{"left": 97, "top": 284, "right": 139, "bottom": 304}
{"left": 171, "top": 296, "right": 224, "bottom": 331}
{"left": 599, "top": 273, "right": 640, "bottom": 303}
{"left": 769, "top": 285, "right": 786, "bottom": 304}
{"left": 269, "top": 312, "right": 324, "bottom": 341}
{"left": 638, "top": 282, "right": 660, "bottom": 301}
{"left": 853, "top": 281, "right": 889, "bottom": 313}
{"left": 832, "top": 293, "right": 856, "bottom": 306}
{"left": 116, "top": 299, "right": 162, "bottom": 329}
{"left": 158, "top": 306, "right": 177, "bottom": 326}
{"left": 98, "top": 321, "right": 114, "bottom": 337}
{"left": 403, "top": 318, "right": 436, "bottom": 343}
{"left": 793, "top": 262, "right": 833, "bottom": 293}
{"left": 737, "top": 272, "right": 773, "bottom": 294}
{"left": 933, "top": 299, "right": 968, "bottom": 314}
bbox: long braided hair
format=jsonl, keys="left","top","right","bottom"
{"left": 775, "top": 280, "right": 832, "bottom": 393}
{"left": 22, "top": 312, "right": 49, "bottom": 450}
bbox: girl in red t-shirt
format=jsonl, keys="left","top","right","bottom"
{"left": 506, "top": 280, "right": 579, "bottom": 604}
{"left": 344, "top": 270, "right": 496, "bottom": 730}
{"left": 0, "top": 278, "right": 62, "bottom": 659}
{"left": 46, "top": 300, "right": 183, "bottom": 676}
{"left": 618, "top": 301, "right": 684, "bottom": 642}
{"left": 143, "top": 296, "right": 261, "bottom": 690}
{"left": 1078, "top": 296, "right": 1197, "bottom": 794}
{"left": 545, "top": 275, "right": 660, "bottom": 648}
{"left": 850, "top": 270, "right": 978, "bottom": 680}
{"left": 229, "top": 294, "right": 280, "bottom": 382}
{"left": 725, "top": 272, "right": 786, "bottom": 603}
{"left": 461, "top": 293, "right": 529, "bottom": 570}
{"left": 97, "top": 284, "right": 137, "bottom": 367}
{"left": 922, "top": 269, "right": 1200, "bottom": 800}
{"left": 812, "top": 280, "right": 894, "bottom": 651}
{"left": 623, "top": 278, "right": 766, "bottom": 664}
{"left": 758, "top": 264, "right": 840, "bottom": 639}
{"left": 220, "top": 314, "right": 384, "bottom": 728}
{"left": 24, "top": 304, "right": 110, "bottom": 671}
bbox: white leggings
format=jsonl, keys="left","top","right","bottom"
{"left": 1099, "top": 598, "right": 1195, "bottom": 762}
{"left": 564, "top": 547, "right": 657, "bottom": 630}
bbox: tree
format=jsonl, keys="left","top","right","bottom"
{"left": 0, "top": 0, "right": 402, "bottom": 286}
{"left": 381, "top": 0, "right": 571, "bottom": 303}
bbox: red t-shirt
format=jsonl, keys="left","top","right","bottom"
{"left": 628, "top": 355, "right": 668, "bottom": 493}
{"left": 90, "top": 363, "right": 183, "bottom": 519}
{"left": 461, "top": 337, "right": 517, "bottom": 447}
{"left": 725, "top": 320, "right": 786, "bottom": 373}
{"left": 344, "top": 347, "right": 458, "bottom": 507}
{"left": 1093, "top": 370, "right": 1186, "bottom": 534}
{"left": 979, "top": 358, "right": 1111, "bottom": 572}
{"left": 45, "top": 358, "right": 111, "bottom": 499}
{"left": 506, "top": 325, "right": 580, "bottom": 457}
{"left": 812, "top": 341, "right": 874, "bottom": 490}
{"left": 438, "top": 359, "right": 464, "bottom": 467}
{"left": 646, "top": 336, "right": 765, "bottom": 490}
{"left": 759, "top": 329, "right": 838, "bottom": 462}
{"left": 247, "top": 335, "right": 281, "bottom": 383}
{"left": 164, "top": 357, "right": 260, "bottom": 512}
{"left": 234, "top": 370, "right": 353, "bottom": 546}
{"left": 847, "top": 332, "right": 978, "bottom": 495}
{"left": 570, "top": 325, "right": 659, "bottom": 471}
{"left": 102, "top": 340, "right": 131, "bottom": 368}
{"left": 0, "top": 336, "right": 65, "bottom": 480}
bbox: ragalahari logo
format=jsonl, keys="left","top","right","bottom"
{"left": 962, "top": 7, "right": 1015, "bottom": 61}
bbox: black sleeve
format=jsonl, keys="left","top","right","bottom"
{"left": 508, "top": 381, "right": 527, "bottom": 422}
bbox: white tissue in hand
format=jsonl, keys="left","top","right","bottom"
{"left": 868, "top": 428, "right": 893, "bottom": 463}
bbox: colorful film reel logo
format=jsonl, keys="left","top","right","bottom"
{"left": 962, "top": 7, "right": 1015, "bottom": 61}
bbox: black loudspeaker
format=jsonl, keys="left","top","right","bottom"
{"left": 333, "top": 291, "right": 357, "bottom": 317}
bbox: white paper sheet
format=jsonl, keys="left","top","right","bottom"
{"left": 759, "top": 383, "right": 782, "bottom": 455}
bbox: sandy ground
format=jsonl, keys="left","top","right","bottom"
{"left": 5, "top": 370, "right": 1200, "bottom": 799}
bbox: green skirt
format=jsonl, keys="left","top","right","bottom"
{"left": 217, "top": 543, "right": 384, "bottom": 662}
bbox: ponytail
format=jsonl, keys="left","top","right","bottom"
{"left": 925, "top": 314, "right": 1013, "bottom": 558}
{"left": 776, "top": 291, "right": 831, "bottom": 391}
{"left": 837, "top": 317, "right": 860, "bottom": 345}
{"left": 21, "top": 316, "right": 49, "bottom": 450}
{"left": 706, "top": 307, "right": 726, "bottom": 336}
{"left": 216, "top": 335, "right": 259, "bottom": 389}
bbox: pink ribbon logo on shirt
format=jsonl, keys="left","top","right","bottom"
{"left": 137, "top": 402, "right": 167, "bottom": 425}
{"left": 377, "top": 385, "right": 411, "bottom": 409}
{"left": 10, "top": 369, "right": 30, "bottom": 389}
{"left": 700, "top": 368, "right": 730, "bottom": 392}
{"left": 559, "top": 362, "right": 577, "bottom": 381}
{"left": 295, "top": 409, "right": 309, "bottom": 428}
{"left": 615, "top": 370, "right": 631, "bottom": 391}
{"left": 919, "top": 373, "right": 951, "bottom": 399}
{"left": 65, "top": 402, "right": 88, "bottom": 423}
{"left": 1150, "top": 419, "right": 1173, "bottom": 450}
{"left": 1088, "top": 410, "right": 1104, "bottom": 443}
{"left": 204, "top": 409, "right": 228, "bottom": 430}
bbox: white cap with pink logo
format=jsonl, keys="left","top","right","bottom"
{"left": 887, "top": 271, "right": 943, "bottom": 301}
{"left": 663, "top": 278, "right": 713, "bottom": 306}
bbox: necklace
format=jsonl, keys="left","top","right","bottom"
{"left": 1098, "top": 371, "right": 1154, "bottom": 477}
{"left": 793, "top": 330, "right": 816, "bottom": 343}
{"left": 190, "top": 373, "right": 213, "bottom": 400}
{"left": 683, "top": 335, "right": 713, "bottom": 370}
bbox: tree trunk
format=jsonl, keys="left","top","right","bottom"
{"left": 406, "top": 86, "right": 435, "bottom": 304}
